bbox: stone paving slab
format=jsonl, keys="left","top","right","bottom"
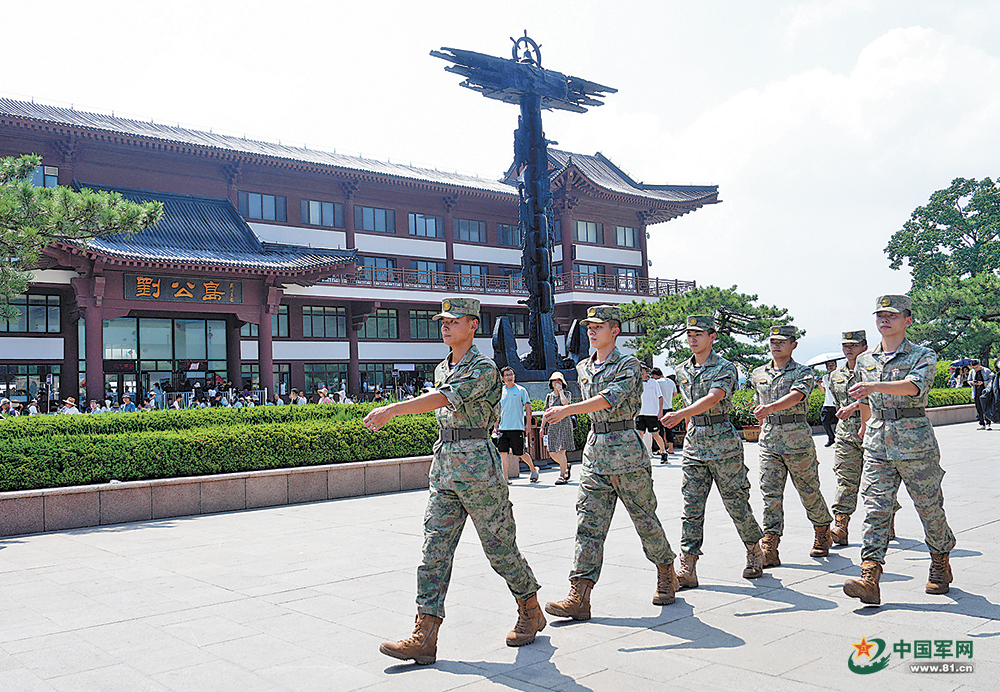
{"left": 0, "top": 422, "right": 995, "bottom": 691}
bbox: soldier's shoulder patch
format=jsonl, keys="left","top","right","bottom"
{"left": 679, "top": 378, "right": 689, "bottom": 385}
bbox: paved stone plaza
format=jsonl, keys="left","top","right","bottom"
{"left": 0, "top": 422, "right": 995, "bottom": 691}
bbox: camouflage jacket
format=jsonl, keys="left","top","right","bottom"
{"left": 430, "top": 345, "right": 504, "bottom": 489}
{"left": 855, "top": 339, "right": 939, "bottom": 461}
{"left": 578, "top": 346, "right": 647, "bottom": 474}
{"left": 752, "top": 359, "right": 815, "bottom": 454}
{"left": 675, "top": 350, "right": 742, "bottom": 461}
{"left": 828, "top": 361, "right": 863, "bottom": 447}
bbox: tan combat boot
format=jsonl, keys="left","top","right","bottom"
{"left": 925, "top": 553, "right": 953, "bottom": 595}
{"left": 653, "top": 562, "right": 679, "bottom": 605}
{"left": 743, "top": 541, "right": 763, "bottom": 579}
{"left": 545, "top": 578, "right": 594, "bottom": 621}
{"left": 379, "top": 613, "right": 443, "bottom": 665}
{"left": 760, "top": 534, "right": 781, "bottom": 568}
{"left": 676, "top": 553, "right": 699, "bottom": 589}
{"left": 810, "top": 524, "right": 833, "bottom": 557}
{"left": 506, "top": 594, "right": 546, "bottom": 646}
{"left": 830, "top": 514, "right": 850, "bottom": 546}
{"left": 843, "top": 561, "right": 882, "bottom": 605}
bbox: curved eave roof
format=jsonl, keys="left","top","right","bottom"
{"left": 0, "top": 97, "right": 517, "bottom": 197}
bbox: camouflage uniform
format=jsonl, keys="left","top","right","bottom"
{"left": 416, "top": 326, "right": 539, "bottom": 619}
{"left": 855, "top": 338, "right": 956, "bottom": 564}
{"left": 570, "top": 325, "right": 674, "bottom": 583}
{"left": 753, "top": 344, "right": 833, "bottom": 535}
{"left": 676, "top": 348, "right": 763, "bottom": 555}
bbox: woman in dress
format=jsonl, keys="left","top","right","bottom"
{"left": 541, "top": 371, "right": 575, "bottom": 484}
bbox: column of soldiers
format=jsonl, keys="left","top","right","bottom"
{"left": 364, "top": 294, "right": 956, "bottom": 664}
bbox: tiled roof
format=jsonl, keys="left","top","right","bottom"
{"left": 74, "top": 184, "right": 356, "bottom": 273}
{"left": 0, "top": 97, "right": 516, "bottom": 196}
{"left": 547, "top": 150, "right": 719, "bottom": 204}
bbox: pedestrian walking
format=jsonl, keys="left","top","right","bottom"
{"left": 650, "top": 367, "right": 676, "bottom": 461}
{"left": 495, "top": 367, "right": 540, "bottom": 482}
{"left": 364, "top": 297, "right": 543, "bottom": 664}
{"left": 842, "top": 295, "right": 957, "bottom": 606}
{"left": 636, "top": 365, "right": 667, "bottom": 458}
{"left": 969, "top": 360, "right": 994, "bottom": 430}
{"left": 541, "top": 371, "right": 575, "bottom": 485}
{"left": 818, "top": 361, "right": 838, "bottom": 447}
{"left": 542, "top": 305, "right": 678, "bottom": 621}
{"left": 661, "top": 315, "right": 765, "bottom": 587}
{"left": 751, "top": 325, "right": 834, "bottom": 566}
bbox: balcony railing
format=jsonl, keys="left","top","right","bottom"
{"left": 323, "top": 268, "right": 695, "bottom": 298}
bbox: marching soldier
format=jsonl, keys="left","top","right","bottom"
{"left": 364, "top": 298, "right": 544, "bottom": 664}
{"left": 842, "top": 295, "right": 956, "bottom": 605}
{"left": 661, "top": 315, "right": 765, "bottom": 587}
{"left": 542, "top": 305, "right": 678, "bottom": 620}
{"left": 752, "top": 325, "right": 834, "bottom": 565}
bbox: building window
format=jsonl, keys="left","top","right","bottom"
{"left": 411, "top": 260, "right": 446, "bottom": 285}
{"left": 409, "top": 310, "right": 441, "bottom": 340}
{"left": 360, "top": 362, "right": 396, "bottom": 394}
{"left": 476, "top": 311, "right": 491, "bottom": 336}
{"left": 575, "top": 263, "right": 605, "bottom": 275}
{"left": 498, "top": 267, "right": 524, "bottom": 291}
{"left": 0, "top": 294, "right": 60, "bottom": 333}
{"left": 304, "top": 363, "right": 349, "bottom": 394}
{"left": 301, "top": 199, "right": 344, "bottom": 228}
{"left": 498, "top": 223, "right": 522, "bottom": 247}
{"left": 615, "top": 225, "right": 637, "bottom": 248}
{"left": 29, "top": 165, "right": 59, "bottom": 188}
{"left": 0, "top": 363, "right": 61, "bottom": 405}
{"left": 354, "top": 205, "right": 395, "bottom": 233}
{"left": 615, "top": 267, "right": 638, "bottom": 291}
{"left": 359, "top": 256, "right": 396, "bottom": 283}
{"left": 238, "top": 191, "right": 287, "bottom": 222}
{"left": 454, "top": 218, "right": 487, "bottom": 243}
{"left": 358, "top": 308, "right": 398, "bottom": 340}
{"left": 240, "top": 305, "right": 289, "bottom": 338}
{"left": 620, "top": 319, "right": 641, "bottom": 334}
{"left": 508, "top": 313, "right": 529, "bottom": 337}
{"left": 456, "top": 263, "right": 485, "bottom": 289}
{"left": 574, "top": 220, "right": 603, "bottom": 244}
{"left": 302, "top": 306, "right": 346, "bottom": 338}
{"left": 409, "top": 213, "right": 444, "bottom": 238}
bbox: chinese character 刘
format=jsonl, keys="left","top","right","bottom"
{"left": 135, "top": 276, "right": 160, "bottom": 298}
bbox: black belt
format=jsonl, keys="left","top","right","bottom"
{"left": 873, "top": 407, "right": 925, "bottom": 421}
{"left": 439, "top": 427, "right": 488, "bottom": 442}
{"left": 593, "top": 420, "right": 631, "bottom": 434}
{"left": 690, "top": 414, "right": 728, "bottom": 427}
{"left": 766, "top": 413, "right": 807, "bottom": 425}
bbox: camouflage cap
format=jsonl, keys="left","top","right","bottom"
{"left": 874, "top": 294, "right": 911, "bottom": 314}
{"left": 769, "top": 325, "right": 798, "bottom": 341}
{"left": 685, "top": 315, "right": 715, "bottom": 331}
{"left": 841, "top": 330, "right": 867, "bottom": 344}
{"left": 581, "top": 304, "right": 621, "bottom": 325}
{"left": 433, "top": 297, "right": 481, "bottom": 321}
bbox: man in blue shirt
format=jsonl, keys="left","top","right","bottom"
{"left": 120, "top": 395, "right": 137, "bottom": 413}
{"left": 495, "top": 367, "right": 540, "bottom": 482}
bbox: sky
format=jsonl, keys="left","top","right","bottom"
{"left": 5, "top": 0, "right": 999, "bottom": 365}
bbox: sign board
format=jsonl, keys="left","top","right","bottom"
{"left": 125, "top": 274, "right": 243, "bottom": 304}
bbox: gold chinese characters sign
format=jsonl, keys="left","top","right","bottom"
{"left": 124, "top": 274, "right": 243, "bottom": 304}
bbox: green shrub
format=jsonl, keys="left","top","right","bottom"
{"left": 934, "top": 361, "right": 953, "bottom": 389}
{"left": 0, "top": 415, "right": 438, "bottom": 492}
{"left": 927, "top": 387, "right": 972, "bottom": 407}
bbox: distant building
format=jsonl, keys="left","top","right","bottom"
{"left": 0, "top": 97, "right": 719, "bottom": 404}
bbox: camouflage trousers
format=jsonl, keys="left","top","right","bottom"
{"left": 859, "top": 452, "right": 956, "bottom": 564}
{"left": 569, "top": 467, "right": 675, "bottom": 584}
{"left": 759, "top": 447, "right": 833, "bottom": 535}
{"left": 416, "top": 485, "right": 539, "bottom": 619}
{"left": 832, "top": 438, "right": 900, "bottom": 517}
{"left": 681, "top": 454, "right": 763, "bottom": 555}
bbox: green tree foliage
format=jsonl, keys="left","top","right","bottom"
{"left": 0, "top": 154, "right": 163, "bottom": 318}
{"left": 620, "top": 285, "right": 797, "bottom": 374}
{"left": 885, "top": 177, "right": 1000, "bottom": 360}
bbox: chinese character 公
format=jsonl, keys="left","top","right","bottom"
{"left": 171, "top": 281, "right": 195, "bottom": 298}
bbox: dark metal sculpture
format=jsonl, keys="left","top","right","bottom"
{"left": 432, "top": 34, "right": 616, "bottom": 380}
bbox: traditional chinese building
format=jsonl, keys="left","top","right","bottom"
{"left": 0, "top": 97, "right": 719, "bottom": 405}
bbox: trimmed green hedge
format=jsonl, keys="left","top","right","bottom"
{"left": 0, "top": 415, "right": 438, "bottom": 492}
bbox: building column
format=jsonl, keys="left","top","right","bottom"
{"left": 84, "top": 304, "right": 104, "bottom": 404}
{"left": 62, "top": 296, "right": 79, "bottom": 401}
{"left": 227, "top": 318, "right": 242, "bottom": 387}
{"left": 561, "top": 213, "right": 574, "bottom": 277}
{"left": 347, "top": 303, "right": 361, "bottom": 398}
{"left": 258, "top": 305, "right": 274, "bottom": 397}
{"left": 443, "top": 196, "right": 456, "bottom": 274}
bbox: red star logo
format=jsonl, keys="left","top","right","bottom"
{"left": 853, "top": 637, "right": 875, "bottom": 659}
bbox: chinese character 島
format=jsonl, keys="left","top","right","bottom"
{"left": 202, "top": 281, "right": 226, "bottom": 301}
{"left": 136, "top": 277, "right": 160, "bottom": 298}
